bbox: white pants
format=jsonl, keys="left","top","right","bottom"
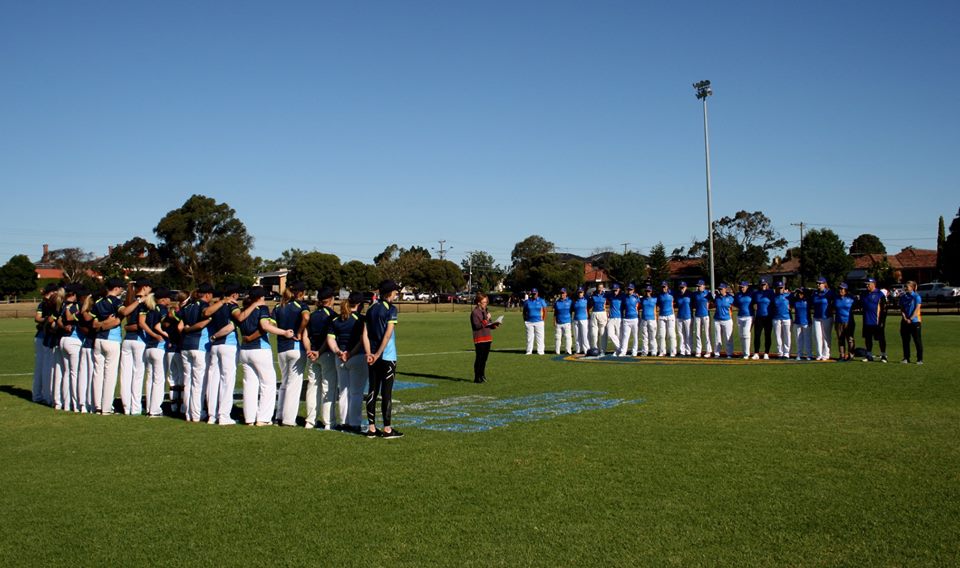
{"left": 714, "top": 319, "right": 734, "bottom": 357}
{"left": 774, "top": 319, "right": 792, "bottom": 357}
{"left": 79, "top": 346, "right": 93, "bottom": 412}
{"left": 206, "top": 344, "right": 238, "bottom": 423}
{"left": 677, "top": 318, "right": 693, "bottom": 355}
{"left": 181, "top": 350, "right": 208, "bottom": 421}
{"left": 239, "top": 348, "right": 277, "bottom": 424}
{"left": 94, "top": 339, "right": 121, "bottom": 413}
{"left": 737, "top": 316, "right": 753, "bottom": 358}
{"left": 694, "top": 316, "right": 712, "bottom": 356}
{"left": 813, "top": 318, "right": 832, "bottom": 359}
{"left": 640, "top": 320, "right": 657, "bottom": 355}
{"left": 44, "top": 346, "right": 57, "bottom": 406}
{"left": 618, "top": 319, "right": 639, "bottom": 356}
{"left": 573, "top": 320, "right": 590, "bottom": 354}
{"left": 589, "top": 312, "right": 608, "bottom": 352}
{"left": 525, "top": 321, "right": 545, "bottom": 355}
{"left": 144, "top": 347, "right": 167, "bottom": 416}
{"left": 119, "top": 339, "right": 146, "bottom": 415}
{"left": 555, "top": 322, "right": 572, "bottom": 355}
{"left": 165, "top": 351, "right": 183, "bottom": 410}
{"left": 33, "top": 336, "right": 46, "bottom": 403}
{"left": 657, "top": 315, "right": 677, "bottom": 356}
{"left": 336, "top": 353, "right": 367, "bottom": 428}
{"left": 605, "top": 318, "right": 622, "bottom": 353}
{"left": 277, "top": 349, "right": 307, "bottom": 426}
{"left": 308, "top": 352, "right": 339, "bottom": 428}
{"left": 793, "top": 323, "right": 811, "bottom": 358}
{"left": 58, "top": 337, "right": 82, "bottom": 412}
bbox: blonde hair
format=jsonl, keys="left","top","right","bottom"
{"left": 143, "top": 292, "right": 157, "bottom": 311}
{"left": 280, "top": 287, "right": 294, "bottom": 306}
{"left": 340, "top": 298, "right": 356, "bottom": 318}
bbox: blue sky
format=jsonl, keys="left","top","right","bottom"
{"left": 2, "top": 1, "right": 957, "bottom": 269}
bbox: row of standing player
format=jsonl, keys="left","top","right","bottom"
{"left": 522, "top": 276, "right": 924, "bottom": 363}
{"left": 30, "top": 278, "right": 407, "bottom": 438}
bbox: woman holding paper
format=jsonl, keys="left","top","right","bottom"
{"left": 470, "top": 292, "right": 501, "bottom": 383}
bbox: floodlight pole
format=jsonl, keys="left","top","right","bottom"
{"left": 695, "top": 80, "right": 716, "bottom": 292}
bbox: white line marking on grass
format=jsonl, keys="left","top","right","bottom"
{"left": 0, "top": 373, "right": 31, "bottom": 376}
{"left": 403, "top": 351, "right": 472, "bottom": 357}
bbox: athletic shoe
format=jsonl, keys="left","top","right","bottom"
{"left": 364, "top": 428, "right": 379, "bottom": 438}
{"left": 743, "top": 355, "right": 750, "bottom": 360}
{"left": 207, "top": 418, "right": 217, "bottom": 425}
{"left": 148, "top": 413, "right": 163, "bottom": 418}
{"left": 796, "top": 356, "right": 802, "bottom": 361}
{"left": 917, "top": 361, "right": 924, "bottom": 365}
{"left": 762, "top": 354, "right": 770, "bottom": 360}
{"left": 694, "top": 353, "right": 701, "bottom": 358}
{"left": 704, "top": 353, "right": 711, "bottom": 358}
{"left": 255, "top": 421, "right": 272, "bottom": 427}
{"left": 880, "top": 356, "right": 888, "bottom": 363}
{"left": 381, "top": 429, "right": 404, "bottom": 439}
{"left": 304, "top": 423, "right": 315, "bottom": 429}
{"left": 900, "top": 359, "right": 909, "bottom": 364}
{"left": 751, "top": 353, "right": 759, "bottom": 360}
{"left": 219, "top": 418, "right": 236, "bottom": 426}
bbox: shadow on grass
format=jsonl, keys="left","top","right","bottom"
{"left": 490, "top": 348, "right": 530, "bottom": 356}
{"left": 0, "top": 384, "right": 34, "bottom": 403}
{"left": 398, "top": 371, "right": 471, "bottom": 383}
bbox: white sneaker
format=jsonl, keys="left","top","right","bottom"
{"left": 304, "top": 423, "right": 315, "bottom": 429}
{"left": 219, "top": 418, "right": 236, "bottom": 426}
{"left": 795, "top": 356, "right": 802, "bottom": 361}
{"left": 762, "top": 354, "right": 770, "bottom": 360}
{"left": 751, "top": 353, "right": 760, "bottom": 360}
{"left": 743, "top": 355, "right": 750, "bottom": 359}
{"left": 207, "top": 417, "right": 217, "bottom": 425}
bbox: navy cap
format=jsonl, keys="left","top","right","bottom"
{"left": 248, "top": 286, "right": 267, "bottom": 300}
{"left": 577, "top": 287, "right": 584, "bottom": 293}
{"left": 679, "top": 281, "right": 687, "bottom": 287}
{"left": 839, "top": 282, "right": 849, "bottom": 289}
{"left": 318, "top": 286, "right": 335, "bottom": 301}
{"left": 197, "top": 282, "right": 215, "bottom": 294}
{"left": 531, "top": 287, "right": 538, "bottom": 294}
{"left": 660, "top": 281, "right": 669, "bottom": 287}
{"left": 718, "top": 282, "right": 728, "bottom": 289}
{"left": 740, "top": 281, "right": 750, "bottom": 287}
{"left": 866, "top": 277, "right": 876, "bottom": 284}
{"left": 645, "top": 285, "right": 653, "bottom": 291}
{"left": 817, "top": 276, "right": 827, "bottom": 284}
{"left": 627, "top": 283, "right": 635, "bottom": 290}
{"left": 560, "top": 287, "right": 567, "bottom": 293}
{"left": 775, "top": 281, "right": 784, "bottom": 287}
{"left": 378, "top": 279, "right": 400, "bottom": 295}
{"left": 612, "top": 283, "right": 620, "bottom": 290}
{"left": 697, "top": 279, "right": 705, "bottom": 286}
{"left": 760, "top": 278, "right": 769, "bottom": 285}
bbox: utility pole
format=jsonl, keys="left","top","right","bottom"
{"left": 435, "top": 239, "right": 450, "bottom": 261}
{"left": 621, "top": 242, "right": 630, "bottom": 255}
{"left": 465, "top": 250, "right": 476, "bottom": 294}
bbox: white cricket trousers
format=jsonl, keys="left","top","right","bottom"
{"left": 144, "top": 347, "right": 167, "bottom": 416}
{"left": 555, "top": 322, "right": 572, "bottom": 355}
{"left": 813, "top": 318, "right": 832, "bottom": 359}
{"left": 165, "top": 351, "right": 183, "bottom": 411}
{"left": 737, "top": 316, "right": 753, "bottom": 358}
{"left": 694, "top": 316, "right": 711, "bottom": 356}
{"left": 574, "top": 320, "right": 590, "bottom": 354}
{"left": 605, "top": 318, "right": 622, "bottom": 354}
{"left": 774, "top": 319, "right": 792, "bottom": 357}
{"left": 119, "top": 339, "right": 146, "bottom": 415}
{"left": 33, "top": 336, "right": 46, "bottom": 403}
{"left": 58, "top": 337, "right": 82, "bottom": 412}
{"left": 714, "top": 320, "right": 734, "bottom": 357}
{"left": 657, "top": 315, "right": 677, "bottom": 356}
{"left": 793, "top": 323, "right": 811, "bottom": 358}
{"left": 94, "top": 339, "right": 121, "bottom": 413}
{"left": 589, "top": 312, "right": 608, "bottom": 352}
{"left": 525, "top": 321, "right": 545, "bottom": 355}
{"left": 50, "top": 345, "right": 63, "bottom": 407}
{"left": 42, "top": 346, "right": 56, "bottom": 406}
{"left": 618, "top": 318, "right": 639, "bottom": 356}
{"left": 239, "top": 349, "right": 277, "bottom": 424}
{"left": 181, "top": 350, "right": 208, "bottom": 422}
{"left": 79, "top": 347, "right": 93, "bottom": 412}
{"left": 308, "top": 352, "right": 339, "bottom": 428}
{"left": 640, "top": 320, "right": 657, "bottom": 355}
{"left": 336, "top": 354, "right": 367, "bottom": 428}
{"left": 206, "top": 344, "right": 237, "bottom": 423}
{"left": 677, "top": 318, "right": 693, "bottom": 355}
{"left": 277, "top": 349, "right": 307, "bottom": 426}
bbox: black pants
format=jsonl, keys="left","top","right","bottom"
{"left": 863, "top": 324, "right": 886, "bottom": 354}
{"left": 900, "top": 321, "right": 923, "bottom": 362}
{"left": 365, "top": 359, "right": 396, "bottom": 427}
{"left": 474, "top": 341, "right": 491, "bottom": 380}
{"left": 835, "top": 320, "right": 856, "bottom": 358}
{"left": 754, "top": 315, "right": 772, "bottom": 354}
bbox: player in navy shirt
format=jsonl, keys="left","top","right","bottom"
{"left": 752, "top": 278, "right": 774, "bottom": 359}
{"left": 273, "top": 282, "right": 311, "bottom": 427}
{"left": 898, "top": 281, "right": 923, "bottom": 364}
{"left": 328, "top": 292, "right": 368, "bottom": 432}
{"left": 179, "top": 283, "right": 214, "bottom": 422}
{"left": 675, "top": 282, "right": 693, "bottom": 356}
{"left": 236, "top": 287, "right": 293, "bottom": 425}
{"left": 202, "top": 284, "right": 241, "bottom": 425}
{"left": 302, "top": 287, "right": 339, "bottom": 429}
{"left": 364, "top": 280, "right": 402, "bottom": 438}
{"left": 572, "top": 288, "right": 590, "bottom": 354}
{"left": 860, "top": 278, "right": 888, "bottom": 362}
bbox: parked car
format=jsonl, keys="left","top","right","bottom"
{"left": 400, "top": 292, "right": 416, "bottom": 301}
{"left": 416, "top": 292, "right": 431, "bottom": 301}
{"left": 916, "top": 282, "right": 960, "bottom": 302}
{"left": 435, "top": 293, "right": 455, "bottom": 303}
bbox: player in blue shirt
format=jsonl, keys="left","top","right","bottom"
{"left": 675, "top": 282, "right": 693, "bottom": 356}
{"left": 898, "top": 281, "right": 923, "bottom": 364}
{"left": 640, "top": 286, "right": 658, "bottom": 356}
{"left": 617, "top": 284, "right": 640, "bottom": 357}
{"left": 302, "top": 287, "right": 339, "bottom": 429}
{"left": 236, "top": 287, "right": 294, "bottom": 425}
{"left": 364, "top": 280, "right": 402, "bottom": 438}
{"left": 833, "top": 283, "right": 856, "bottom": 361}
{"left": 656, "top": 282, "right": 677, "bottom": 357}
{"left": 713, "top": 283, "right": 735, "bottom": 358}
{"left": 202, "top": 284, "right": 241, "bottom": 425}
{"left": 751, "top": 278, "right": 774, "bottom": 360}
{"left": 860, "top": 278, "right": 888, "bottom": 362}
{"left": 553, "top": 288, "right": 574, "bottom": 355}
{"left": 811, "top": 277, "right": 836, "bottom": 361}
{"left": 273, "top": 281, "right": 311, "bottom": 427}
{"left": 693, "top": 280, "right": 713, "bottom": 357}
{"left": 179, "top": 283, "right": 214, "bottom": 422}
{"left": 734, "top": 282, "right": 754, "bottom": 359}
{"left": 605, "top": 284, "right": 624, "bottom": 356}
{"left": 791, "top": 288, "right": 812, "bottom": 360}
{"left": 523, "top": 288, "right": 548, "bottom": 356}
{"left": 588, "top": 284, "right": 609, "bottom": 354}
{"left": 771, "top": 281, "right": 793, "bottom": 358}
{"left": 572, "top": 288, "right": 590, "bottom": 354}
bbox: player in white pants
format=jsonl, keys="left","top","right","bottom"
{"left": 274, "top": 282, "right": 311, "bottom": 427}
{"left": 141, "top": 289, "right": 171, "bottom": 417}
{"left": 656, "top": 282, "right": 677, "bottom": 357}
{"left": 712, "top": 283, "right": 735, "bottom": 358}
{"left": 553, "top": 288, "right": 573, "bottom": 355}
{"left": 93, "top": 278, "right": 139, "bottom": 414}
{"left": 572, "top": 288, "right": 590, "bottom": 354}
{"left": 523, "top": 289, "right": 547, "bottom": 355}
{"left": 605, "top": 284, "right": 624, "bottom": 355}
{"left": 56, "top": 285, "right": 83, "bottom": 412}
{"left": 674, "top": 282, "right": 693, "bottom": 356}
{"left": 303, "top": 288, "right": 338, "bottom": 429}
{"left": 236, "top": 287, "right": 293, "bottom": 425}
{"left": 32, "top": 284, "right": 59, "bottom": 404}
{"left": 617, "top": 283, "right": 640, "bottom": 357}
{"left": 179, "top": 283, "right": 215, "bottom": 423}
{"left": 692, "top": 280, "right": 712, "bottom": 357}
{"left": 327, "top": 292, "right": 368, "bottom": 432}
{"left": 734, "top": 282, "right": 753, "bottom": 359}
{"left": 811, "top": 277, "right": 835, "bottom": 361}
{"left": 639, "top": 286, "right": 658, "bottom": 356}
{"left": 588, "top": 285, "right": 608, "bottom": 353}
{"left": 791, "top": 288, "right": 812, "bottom": 360}
{"left": 203, "top": 285, "right": 241, "bottom": 425}
{"left": 119, "top": 281, "right": 152, "bottom": 415}
{"left": 772, "top": 282, "right": 792, "bottom": 358}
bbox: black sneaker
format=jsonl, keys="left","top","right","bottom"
{"left": 381, "top": 429, "right": 404, "bottom": 439}
{"left": 880, "top": 356, "right": 888, "bottom": 363}
{"left": 363, "top": 428, "right": 379, "bottom": 438}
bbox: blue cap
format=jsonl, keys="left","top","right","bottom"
{"left": 866, "top": 277, "right": 876, "bottom": 284}
{"left": 775, "top": 281, "right": 784, "bottom": 287}
{"left": 697, "top": 279, "right": 705, "bottom": 286}
{"left": 560, "top": 287, "right": 567, "bottom": 293}
{"left": 740, "top": 281, "right": 750, "bottom": 287}
{"left": 679, "top": 281, "right": 687, "bottom": 287}
{"left": 577, "top": 287, "right": 584, "bottom": 292}
{"left": 531, "top": 288, "right": 538, "bottom": 293}
{"left": 718, "top": 282, "right": 728, "bottom": 289}
{"left": 817, "top": 276, "right": 827, "bottom": 283}
{"left": 660, "top": 281, "right": 669, "bottom": 287}
{"left": 612, "top": 283, "right": 620, "bottom": 290}
{"left": 760, "top": 278, "right": 769, "bottom": 285}
{"left": 627, "top": 283, "right": 635, "bottom": 289}
{"left": 645, "top": 285, "right": 653, "bottom": 291}
{"left": 839, "top": 282, "right": 849, "bottom": 289}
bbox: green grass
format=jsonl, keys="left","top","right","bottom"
{"left": 1, "top": 314, "right": 958, "bottom": 566}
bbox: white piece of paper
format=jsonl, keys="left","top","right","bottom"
{"left": 492, "top": 315, "right": 504, "bottom": 325}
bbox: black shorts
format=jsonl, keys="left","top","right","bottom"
{"left": 862, "top": 324, "right": 884, "bottom": 340}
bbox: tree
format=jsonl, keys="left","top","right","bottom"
{"left": 461, "top": 251, "right": 505, "bottom": 293}
{"left": 849, "top": 233, "right": 886, "bottom": 256}
{"left": 800, "top": 229, "right": 853, "bottom": 286}
{"left": 511, "top": 235, "right": 554, "bottom": 265}
{"left": 605, "top": 252, "right": 648, "bottom": 287}
{"left": 944, "top": 208, "right": 960, "bottom": 285}
{"left": 154, "top": 195, "right": 255, "bottom": 287}
{"left": 340, "top": 261, "right": 382, "bottom": 292}
{"left": 647, "top": 242, "right": 670, "bottom": 285}
{"left": 937, "top": 215, "right": 946, "bottom": 279}
{"left": 407, "top": 259, "right": 465, "bottom": 294}
{"left": 689, "top": 211, "right": 787, "bottom": 285}
{"left": 0, "top": 255, "right": 38, "bottom": 298}
{"left": 289, "top": 252, "right": 341, "bottom": 293}
{"left": 866, "top": 256, "right": 896, "bottom": 288}
{"left": 98, "top": 236, "right": 162, "bottom": 280}
{"left": 373, "top": 244, "right": 431, "bottom": 284}
{"left": 46, "top": 247, "right": 94, "bottom": 282}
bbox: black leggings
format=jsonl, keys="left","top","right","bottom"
{"left": 835, "top": 320, "right": 856, "bottom": 358}
{"left": 900, "top": 321, "right": 923, "bottom": 362}
{"left": 754, "top": 315, "right": 772, "bottom": 354}
{"left": 474, "top": 342, "right": 491, "bottom": 380}
{"left": 365, "top": 359, "right": 396, "bottom": 427}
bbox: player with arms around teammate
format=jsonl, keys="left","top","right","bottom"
{"left": 588, "top": 284, "right": 609, "bottom": 354}
{"left": 833, "top": 283, "right": 856, "bottom": 362}
{"left": 179, "top": 283, "right": 214, "bottom": 422}
{"left": 771, "top": 281, "right": 792, "bottom": 359}
{"left": 572, "top": 288, "right": 590, "bottom": 355}
{"left": 522, "top": 288, "right": 547, "bottom": 356}
{"left": 898, "top": 281, "right": 923, "bottom": 365}
{"left": 674, "top": 282, "right": 693, "bottom": 357}
{"left": 693, "top": 280, "right": 712, "bottom": 357}
{"left": 656, "top": 282, "right": 677, "bottom": 357}
{"left": 713, "top": 283, "right": 735, "bottom": 358}
{"left": 93, "top": 278, "right": 142, "bottom": 415}
{"left": 553, "top": 288, "right": 573, "bottom": 355}
{"left": 617, "top": 283, "right": 640, "bottom": 357}
{"left": 364, "top": 280, "right": 403, "bottom": 439}
{"left": 860, "top": 278, "right": 888, "bottom": 363}
{"left": 639, "top": 285, "right": 658, "bottom": 357}
{"left": 33, "top": 283, "right": 60, "bottom": 405}
{"left": 734, "top": 282, "right": 754, "bottom": 359}
{"left": 118, "top": 279, "right": 153, "bottom": 415}
{"left": 142, "top": 288, "right": 171, "bottom": 417}
{"left": 605, "top": 284, "right": 624, "bottom": 356}
{"left": 203, "top": 285, "right": 241, "bottom": 425}
{"left": 810, "top": 277, "right": 835, "bottom": 361}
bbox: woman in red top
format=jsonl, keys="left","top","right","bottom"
{"left": 470, "top": 293, "right": 500, "bottom": 383}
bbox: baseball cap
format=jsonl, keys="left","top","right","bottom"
{"left": 105, "top": 278, "right": 125, "bottom": 291}
{"left": 866, "top": 277, "right": 876, "bottom": 284}
{"left": 839, "top": 282, "right": 849, "bottom": 289}
{"left": 222, "top": 283, "right": 241, "bottom": 296}
{"left": 318, "top": 286, "right": 335, "bottom": 301}
{"left": 197, "top": 282, "right": 215, "bottom": 294}
{"left": 660, "top": 281, "right": 669, "bottom": 287}
{"left": 347, "top": 291, "right": 364, "bottom": 306}
{"left": 531, "top": 287, "right": 539, "bottom": 294}
{"left": 679, "top": 281, "right": 687, "bottom": 287}
{"left": 248, "top": 286, "right": 267, "bottom": 300}
{"left": 288, "top": 281, "right": 306, "bottom": 293}
{"left": 134, "top": 278, "right": 153, "bottom": 289}
{"left": 740, "top": 281, "right": 750, "bottom": 287}
{"left": 560, "top": 287, "right": 567, "bottom": 293}
{"left": 378, "top": 279, "right": 400, "bottom": 295}
{"left": 577, "top": 287, "right": 584, "bottom": 293}
{"left": 697, "top": 279, "right": 705, "bottom": 286}
{"left": 718, "top": 282, "right": 728, "bottom": 290}
{"left": 817, "top": 276, "right": 827, "bottom": 284}
{"left": 627, "top": 283, "right": 635, "bottom": 290}
{"left": 760, "top": 278, "right": 769, "bottom": 285}
{"left": 645, "top": 285, "right": 653, "bottom": 291}
{"left": 775, "top": 281, "right": 784, "bottom": 287}
{"left": 612, "top": 283, "right": 620, "bottom": 290}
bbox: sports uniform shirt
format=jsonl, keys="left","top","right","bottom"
{"left": 753, "top": 290, "right": 773, "bottom": 317}
{"left": 812, "top": 290, "right": 834, "bottom": 319}
{"left": 329, "top": 313, "right": 364, "bottom": 352}
{"left": 208, "top": 302, "right": 239, "bottom": 347}
{"left": 621, "top": 294, "right": 639, "bottom": 320}
{"left": 791, "top": 299, "right": 810, "bottom": 326}
{"left": 657, "top": 292, "right": 674, "bottom": 317}
{"left": 163, "top": 308, "right": 183, "bottom": 353}
{"left": 861, "top": 290, "right": 885, "bottom": 326}
{"left": 834, "top": 296, "right": 854, "bottom": 324}
{"left": 772, "top": 292, "right": 791, "bottom": 320}
{"left": 607, "top": 294, "right": 624, "bottom": 319}
{"left": 572, "top": 297, "right": 589, "bottom": 321}
{"left": 899, "top": 291, "right": 922, "bottom": 323}
{"left": 522, "top": 297, "right": 547, "bottom": 323}
{"left": 180, "top": 300, "right": 210, "bottom": 352}
{"left": 35, "top": 301, "right": 46, "bottom": 339}
{"left": 78, "top": 312, "right": 96, "bottom": 349}
{"left": 308, "top": 306, "right": 336, "bottom": 348}
{"left": 143, "top": 306, "right": 167, "bottom": 349}
{"left": 93, "top": 295, "right": 124, "bottom": 342}
{"left": 714, "top": 294, "right": 734, "bottom": 321}
{"left": 640, "top": 296, "right": 657, "bottom": 321}
{"left": 60, "top": 302, "right": 81, "bottom": 340}
{"left": 675, "top": 292, "right": 692, "bottom": 320}
{"left": 589, "top": 292, "right": 607, "bottom": 313}
{"left": 367, "top": 299, "right": 399, "bottom": 362}
{"left": 124, "top": 303, "right": 146, "bottom": 342}
{"left": 239, "top": 305, "right": 273, "bottom": 350}
{"left": 274, "top": 300, "right": 309, "bottom": 353}
{"left": 734, "top": 292, "right": 753, "bottom": 317}
{"left": 693, "top": 290, "right": 712, "bottom": 318}
{"left": 554, "top": 298, "right": 573, "bottom": 324}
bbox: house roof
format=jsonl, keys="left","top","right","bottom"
{"left": 667, "top": 259, "right": 703, "bottom": 278}
{"left": 583, "top": 262, "right": 608, "bottom": 282}
{"left": 853, "top": 248, "right": 935, "bottom": 271}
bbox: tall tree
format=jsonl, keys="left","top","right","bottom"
{"left": 937, "top": 215, "right": 946, "bottom": 279}
{"left": 605, "top": 252, "right": 648, "bottom": 287}
{"left": 340, "top": 261, "right": 382, "bottom": 292}
{"left": 647, "top": 242, "right": 670, "bottom": 285}
{"left": 944, "top": 208, "right": 960, "bottom": 285}
{"left": 407, "top": 259, "right": 465, "bottom": 294}
{"left": 98, "top": 236, "right": 162, "bottom": 280}
{"left": 800, "top": 229, "right": 853, "bottom": 286}
{"left": 290, "top": 252, "right": 341, "bottom": 292}
{"left": 849, "top": 233, "right": 886, "bottom": 256}
{"left": 689, "top": 210, "right": 787, "bottom": 285}
{"left": 154, "top": 195, "right": 255, "bottom": 287}
{"left": 46, "top": 247, "right": 94, "bottom": 282}
{"left": 511, "top": 235, "right": 554, "bottom": 266}
{"left": 0, "top": 255, "right": 38, "bottom": 298}
{"left": 461, "top": 251, "right": 504, "bottom": 293}
{"left": 373, "top": 244, "right": 430, "bottom": 284}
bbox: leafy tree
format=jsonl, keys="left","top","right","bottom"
{"left": 373, "top": 244, "right": 431, "bottom": 284}
{"left": 340, "top": 261, "right": 382, "bottom": 292}
{"left": 289, "top": 252, "right": 341, "bottom": 293}
{"left": 605, "top": 252, "right": 648, "bottom": 287}
{"left": 505, "top": 254, "right": 581, "bottom": 297}
{"left": 154, "top": 195, "right": 255, "bottom": 287}
{"left": 407, "top": 259, "right": 465, "bottom": 294}
{"left": 944, "top": 208, "right": 960, "bottom": 285}
{"left": 98, "top": 237, "right": 162, "bottom": 280}
{"left": 262, "top": 248, "right": 308, "bottom": 271}
{"left": 937, "top": 215, "right": 946, "bottom": 279}
{"left": 461, "top": 251, "right": 504, "bottom": 293}
{"left": 511, "top": 235, "right": 554, "bottom": 266}
{"left": 800, "top": 229, "right": 853, "bottom": 286}
{"left": 866, "top": 256, "right": 896, "bottom": 288}
{"left": 46, "top": 247, "right": 94, "bottom": 282}
{"left": 689, "top": 210, "right": 786, "bottom": 285}
{"left": 647, "top": 242, "right": 670, "bottom": 285}
{"left": 0, "top": 255, "right": 38, "bottom": 298}
{"left": 849, "top": 233, "right": 886, "bottom": 256}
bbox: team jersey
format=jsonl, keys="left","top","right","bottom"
{"left": 621, "top": 294, "right": 639, "bottom": 320}
{"left": 589, "top": 292, "right": 607, "bottom": 313}
{"left": 791, "top": 298, "right": 810, "bottom": 326}
{"left": 308, "top": 306, "right": 336, "bottom": 349}
{"left": 208, "top": 302, "right": 239, "bottom": 347}
{"left": 163, "top": 308, "right": 183, "bottom": 353}
{"left": 657, "top": 292, "right": 674, "bottom": 317}
{"left": 861, "top": 290, "right": 886, "bottom": 326}
{"left": 35, "top": 301, "right": 46, "bottom": 339}
{"left": 693, "top": 290, "right": 712, "bottom": 318}
{"left": 640, "top": 296, "right": 657, "bottom": 321}
{"left": 714, "top": 294, "right": 734, "bottom": 321}
{"left": 180, "top": 300, "right": 210, "bottom": 351}
{"left": 811, "top": 289, "right": 834, "bottom": 319}
{"left": 93, "top": 295, "right": 124, "bottom": 342}
{"left": 60, "top": 302, "right": 81, "bottom": 341}
{"left": 734, "top": 292, "right": 753, "bottom": 317}
{"left": 572, "top": 297, "right": 589, "bottom": 321}
{"left": 554, "top": 298, "right": 572, "bottom": 324}
{"left": 772, "top": 292, "right": 791, "bottom": 320}
{"left": 124, "top": 303, "right": 146, "bottom": 342}
{"left": 522, "top": 297, "right": 547, "bottom": 323}
{"left": 834, "top": 296, "right": 855, "bottom": 324}
{"left": 675, "top": 292, "right": 692, "bottom": 320}
{"left": 899, "top": 291, "right": 922, "bottom": 323}
{"left": 328, "top": 313, "right": 365, "bottom": 353}
{"left": 143, "top": 305, "right": 167, "bottom": 349}
{"left": 607, "top": 293, "right": 623, "bottom": 319}
{"left": 274, "top": 300, "right": 309, "bottom": 353}
{"left": 367, "top": 299, "right": 399, "bottom": 362}
{"left": 239, "top": 305, "right": 273, "bottom": 350}
{"left": 753, "top": 290, "right": 773, "bottom": 317}
{"left": 77, "top": 311, "right": 96, "bottom": 349}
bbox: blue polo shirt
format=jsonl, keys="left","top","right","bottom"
{"left": 834, "top": 296, "right": 855, "bottom": 324}
{"left": 93, "top": 295, "right": 124, "bottom": 342}
{"left": 572, "top": 297, "right": 589, "bottom": 321}
{"left": 693, "top": 290, "right": 712, "bottom": 318}
{"left": 861, "top": 290, "right": 885, "bottom": 326}
{"left": 734, "top": 292, "right": 753, "bottom": 317}
{"left": 589, "top": 292, "right": 607, "bottom": 313}
{"left": 608, "top": 293, "right": 623, "bottom": 319}
{"left": 792, "top": 298, "right": 810, "bottom": 326}
{"left": 772, "top": 292, "right": 791, "bottom": 320}
{"left": 180, "top": 300, "right": 210, "bottom": 352}
{"left": 753, "top": 289, "right": 773, "bottom": 317}
{"left": 640, "top": 296, "right": 657, "bottom": 321}
{"left": 899, "top": 292, "right": 922, "bottom": 323}
{"left": 209, "top": 302, "right": 239, "bottom": 347}
{"left": 367, "top": 300, "right": 399, "bottom": 362}
{"left": 523, "top": 297, "right": 547, "bottom": 323}
{"left": 124, "top": 303, "right": 146, "bottom": 342}
{"left": 328, "top": 313, "right": 365, "bottom": 353}
{"left": 274, "top": 300, "right": 309, "bottom": 353}
{"left": 656, "top": 292, "right": 674, "bottom": 317}
{"left": 239, "top": 305, "right": 273, "bottom": 350}
{"left": 812, "top": 290, "right": 834, "bottom": 319}
{"left": 61, "top": 302, "right": 81, "bottom": 341}
{"left": 143, "top": 306, "right": 167, "bottom": 349}
{"left": 308, "top": 306, "right": 336, "bottom": 349}
{"left": 622, "top": 294, "right": 639, "bottom": 320}
{"left": 554, "top": 298, "right": 572, "bottom": 324}
{"left": 714, "top": 294, "right": 734, "bottom": 321}
{"left": 675, "top": 292, "right": 692, "bottom": 320}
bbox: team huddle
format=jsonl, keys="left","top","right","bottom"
{"left": 30, "top": 278, "right": 406, "bottom": 438}
{"left": 523, "top": 277, "right": 925, "bottom": 364}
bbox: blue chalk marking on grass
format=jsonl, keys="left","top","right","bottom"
{"left": 393, "top": 381, "right": 434, "bottom": 391}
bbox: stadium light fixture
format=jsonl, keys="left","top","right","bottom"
{"left": 693, "top": 79, "right": 716, "bottom": 292}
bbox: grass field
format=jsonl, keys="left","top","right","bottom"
{"left": 1, "top": 313, "right": 958, "bottom": 566}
